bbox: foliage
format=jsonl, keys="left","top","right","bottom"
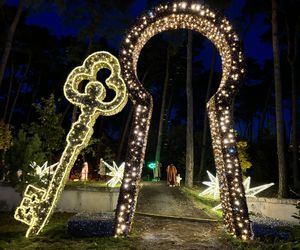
{"left": 237, "top": 141, "right": 252, "bottom": 176}
{"left": 28, "top": 94, "right": 65, "bottom": 160}
{"left": 65, "top": 180, "right": 119, "bottom": 189}
{"left": 0, "top": 120, "right": 12, "bottom": 152}
{"left": 4, "top": 129, "right": 46, "bottom": 191}
{"left": 0, "top": 212, "right": 136, "bottom": 250}
{"left": 0, "top": 120, "right": 12, "bottom": 177}
{"left": 79, "top": 137, "right": 100, "bottom": 161}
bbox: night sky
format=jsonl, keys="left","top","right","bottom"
{"left": 6, "top": 0, "right": 273, "bottom": 67}
{"left": 3, "top": 0, "right": 291, "bottom": 137}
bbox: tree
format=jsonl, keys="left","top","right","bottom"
{"left": 272, "top": 0, "right": 287, "bottom": 198}
{"left": 4, "top": 129, "right": 46, "bottom": 187}
{"left": 28, "top": 94, "right": 65, "bottom": 161}
{"left": 284, "top": 0, "right": 300, "bottom": 188}
{"left": 0, "top": 0, "right": 23, "bottom": 88}
{"left": 237, "top": 141, "right": 252, "bottom": 176}
{"left": 185, "top": 30, "right": 194, "bottom": 187}
{"left": 155, "top": 48, "right": 170, "bottom": 164}
{"left": 198, "top": 47, "right": 216, "bottom": 179}
{"left": 0, "top": 119, "right": 12, "bottom": 177}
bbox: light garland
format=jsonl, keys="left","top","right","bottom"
{"left": 199, "top": 171, "right": 274, "bottom": 210}
{"left": 14, "top": 51, "right": 128, "bottom": 237}
{"left": 115, "top": 1, "right": 251, "bottom": 240}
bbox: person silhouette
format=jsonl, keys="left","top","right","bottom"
{"left": 80, "top": 162, "right": 89, "bottom": 181}
{"left": 166, "top": 163, "right": 177, "bottom": 187}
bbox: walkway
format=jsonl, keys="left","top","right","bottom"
{"left": 131, "top": 182, "right": 233, "bottom": 250}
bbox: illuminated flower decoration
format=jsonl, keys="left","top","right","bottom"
{"left": 103, "top": 160, "right": 125, "bottom": 187}
{"left": 199, "top": 171, "right": 274, "bottom": 210}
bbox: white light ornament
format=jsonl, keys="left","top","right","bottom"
{"left": 199, "top": 170, "right": 220, "bottom": 199}
{"left": 14, "top": 51, "right": 128, "bottom": 237}
{"left": 29, "top": 161, "right": 58, "bottom": 178}
{"left": 199, "top": 171, "right": 274, "bottom": 211}
{"left": 103, "top": 160, "right": 125, "bottom": 187}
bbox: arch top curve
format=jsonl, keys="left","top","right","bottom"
{"left": 119, "top": 1, "right": 245, "bottom": 105}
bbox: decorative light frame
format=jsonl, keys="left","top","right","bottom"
{"left": 14, "top": 51, "right": 128, "bottom": 237}
{"left": 115, "top": 1, "right": 251, "bottom": 240}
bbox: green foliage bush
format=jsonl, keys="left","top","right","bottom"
{"left": 4, "top": 129, "right": 47, "bottom": 191}
{"left": 237, "top": 141, "right": 252, "bottom": 176}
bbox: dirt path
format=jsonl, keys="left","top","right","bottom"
{"left": 131, "top": 182, "right": 233, "bottom": 250}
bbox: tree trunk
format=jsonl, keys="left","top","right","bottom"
{"left": 0, "top": 1, "right": 23, "bottom": 88}
{"left": 155, "top": 48, "right": 170, "bottom": 164}
{"left": 185, "top": 30, "right": 194, "bottom": 187}
{"left": 116, "top": 106, "right": 133, "bottom": 162}
{"left": 3, "top": 57, "right": 14, "bottom": 121}
{"left": 26, "top": 73, "right": 42, "bottom": 123}
{"left": 199, "top": 47, "right": 216, "bottom": 180}
{"left": 258, "top": 81, "right": 272, "bottom": 137}
{"left": 286, "top": 18, "right": 299, "bottom": 188}
{"left": 272, "top": 0, "right": 287, "bottom": 198}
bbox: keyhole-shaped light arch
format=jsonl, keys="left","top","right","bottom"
{"left": 115, "top": 1, "right": 251, "bottom": 240}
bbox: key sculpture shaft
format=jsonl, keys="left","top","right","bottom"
{"left": 14, "top": 51, "right": 128, "bottom": 237}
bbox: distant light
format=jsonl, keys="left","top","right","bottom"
{"left": 147, "top": 162, "right": 156, "bottom": 169}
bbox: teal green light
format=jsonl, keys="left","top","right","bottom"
{"left": 147, "top": 162, "right": 156, "bottom": 169}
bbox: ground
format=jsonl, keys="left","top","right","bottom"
{"left": 0, "top": 181, "right": 299, "bottom": 249}
{"left": 133, "top": 182, "right": 232, "bottom": 249}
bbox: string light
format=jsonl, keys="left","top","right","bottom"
{"left": 14, "top": 51, "right": 128, "bottom": 237}
{"left": 115, "top": 1, "right": 251, "bottom": 240}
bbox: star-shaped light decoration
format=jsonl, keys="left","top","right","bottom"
{"left": 199, "top": 170, "right": 274, "bottom": 210}
{"left": 29, "top": 161, "right": 58, "bottom": 184}
{"left": 102, "top": 160, "right": 125, "bottom": 187}
{"left": 199, "top": 170, "right": 220, "bottom": 199}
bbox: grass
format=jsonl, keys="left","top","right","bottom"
{"left": 1, "top": 185, "right": 300, "bottom": 249}
{"left": 182, "top": 185, "right": 300, "bottom": 249}
{"left": 0, "top": 212, "right": 138, "bottom": 250}
{"left": 181, "top": 185, "right": 223, "bottom": 218}
{"left": 65, "top": 180, "right": 120, "bottom": 189}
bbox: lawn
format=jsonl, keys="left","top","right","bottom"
{"left": 1, "top": 184, "right": 300, "bottom": 249}
{"left": 182, "top": 185, "right": 300, "bottom": 249}
{"left": 0, "top": 212, "right": 136, "bottom": 250}
{"left": 65, "top": 180, "right": 120, "bottom": 189}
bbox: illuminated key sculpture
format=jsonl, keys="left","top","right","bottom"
{"left": 14, "top": 51, "right": 128, "bottom": 237}
{"left": 115, "top": 1, "right": 251, "bottom": 240}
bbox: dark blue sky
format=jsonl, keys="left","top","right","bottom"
{"left": 6, "top": 0, "right": 272, "bottom": 69}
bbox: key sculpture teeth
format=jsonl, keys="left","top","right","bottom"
{"left": 14, "top": 51, "right": 128, "bottom": 237}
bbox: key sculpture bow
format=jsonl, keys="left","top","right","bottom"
{"left": 14, "top": 51, "right": 128, "bottom": 237}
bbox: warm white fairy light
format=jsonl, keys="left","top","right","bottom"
{"left": 115, "top": 1, "right": 251, "bottom": 240}
{"left": 200, "top": 171, "right": 274, "bottom": 211}
{"left": 14, "top": 51, "right": 128, "bottom": 237}
{"left": 102, "top": 160, "right": 125, "bottom": 187}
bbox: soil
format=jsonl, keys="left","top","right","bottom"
{"left": 131, "top": 182, "right": 233, "bottom": 250}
